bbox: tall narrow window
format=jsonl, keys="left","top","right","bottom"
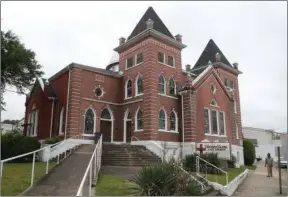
{"left": 224, "top": 78, "right": 228, "bottom": 87}
{"left": 169, "top": 78, "right": 176, "bottom": 96}
{"left": 126, "top": 80, "right": 132, "bottom": 98}
{"left": 84, "top": 108, "right": 95, "bottom": 134}
{"left": 158, "top": 75, "right": 165, "bottom": 94}
{"left": 204, "top": 109, "right": 210, "bottom": 134}
{"left": 59, "top": 107, "right": 66, "bottom": 135}
{"left": 126, "top": 57, "right": 133, "bottom": 69}
{"left": 230, "top": 80, "right": 235, "bottom": 89}
{"left": 159, "top": 109, "right": 166, "bottom": 130}
{"left": 212, "top": 110, "right": 218, "bottom": 134}
{"left": 234, "top": 101, "right": 237, "bottom": 113}
{"left": 236, "top": 121, "right": 239, "bottom": 139}
{"left": 136, "top": 75, "right": 143, "bottom": 95}
{"left": 219, "top": 112, "right": 225, "bottom": 135}
{"left": 136, "top": 109, "right": 143, "bottom": 130}
{"left": 158, "top": 52, "right": 164, "bottom": 63}
{"left": 136, "top": 53, "right": 143, "bottom": 64}
{"left": 170, "top": 111, "right": 176, "bottom": 131}
{"left": 168, "top": 56, "right": 174, "bottom": 67}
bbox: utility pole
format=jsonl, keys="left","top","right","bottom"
{"left": 277, "top": 146, "right": 282, "bottom": 194}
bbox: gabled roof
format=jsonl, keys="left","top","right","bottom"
{"left": 127, "top": 6, "right": 174, "bottom": 41}
{"left": 192, "top": 39, "right": 232, "bottom": 70}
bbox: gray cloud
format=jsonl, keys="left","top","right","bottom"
{"left": 1, "top": 1, "right": 287, "bottom": 132}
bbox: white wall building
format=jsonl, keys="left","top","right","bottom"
{"left": 242, "top": 127, "right": 286, "bottom": 160}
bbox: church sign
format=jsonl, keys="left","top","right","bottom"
{"left": 196, "top": 142, "right": 231, "bottom": 160}
{"left": 95, "top": 74, "right": 105, "bottom": 82}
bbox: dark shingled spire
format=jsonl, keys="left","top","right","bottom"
{"left": 127, "top": 7, "right": 174, "bottom": 40}
{"left": 193, "top": 39, "right": 232, "bottom": 69}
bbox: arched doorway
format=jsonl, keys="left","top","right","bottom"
{"left": 100, "top": 108, "right": 113, "bottom": 142}
{"left": 124, "top": 109, "right": 132, "bottom": 143}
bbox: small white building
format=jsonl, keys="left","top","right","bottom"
{"left": 242, "top": 127, "right": 286, "bottom": 160}
{"left": 1, "top": 123, "right": 14, "bottom": 134}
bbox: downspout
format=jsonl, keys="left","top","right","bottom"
{"left": 49, "top": 98, "right": 55, "bottom": 138}
{"left": 64, "top": 66, "right": 71, "bottom": 140}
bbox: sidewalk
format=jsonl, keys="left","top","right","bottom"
{"left": 233, "top": 162, "right": 287, "bottom": 196}
{"left": 25, "top": 145, "right": 95, "bottom": 196}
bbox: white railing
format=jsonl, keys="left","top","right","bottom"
{"left": 0, "top": 136, "right": 81, "bottom": 195}
{"left": 196, "top": 156, "right": 228, "bottom": 185}
{"left": 76, "top": 135, "right": 103, "bottom": 196}
{"left": 179, "top": 166, "right": 205, "bottom": 191}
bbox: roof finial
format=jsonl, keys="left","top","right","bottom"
{"left": 215, "top": 52, "right": 221, "bottom": 62}
{"left": 232, "top": 62, "right": 238, "bottom": 70}
{"left": 146, "top": 18, "right": 154, "bottom": 29}
{"left": 208, "top": 60, "right": 212, "bottom": 65}
{"left": 175, "top": 34, "right": 182, "bottom": 43}
{"left": 119, "top": 37, "right": 126, "bottom": 46}
{"left": 185, "top": 64, "right": 191, "bottom": 71}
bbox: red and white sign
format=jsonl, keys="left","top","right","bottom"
{"left": 196, "top": 142, "right": 231, "bottom": 160}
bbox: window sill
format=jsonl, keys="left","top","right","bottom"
{"left": 205, "top": 133, "right": 227, "bottom": 137}
{"left": 124, "top": 97, "right": 133, "bottom": 100}
{"left": 158, "top": 93, "right": 178, "bottom": 100}
{"left": 125, "top": 62, "right": 143, "bottom": 71}
{"left": 135, "top": 93, "right": 144, "bottom": 97}
{"left": 134, "top": 129, "right": 143, "bottom": 132}
{"left": 158, "top": 129, "right": 179, "bottom": 133}
{"left": 59, "top": 133, "right": 64, "bottom": 136}
{"left": 158, "top": 62, "right": 175, "bottom": 68}
{"left": 82, "top": 133, "right": 96, "bottom": 137}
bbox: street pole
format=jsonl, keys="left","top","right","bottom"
{"left": 277, "top": 146, "right": 282, "bottom": 194}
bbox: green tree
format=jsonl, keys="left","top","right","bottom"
{"left": 243, "top": 139, "right": 256, "bottom": 166}
{"left": 1, "top": 30, "right": 44, "bottom": 109}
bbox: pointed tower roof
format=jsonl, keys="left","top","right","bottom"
{"left": 193, "top": 39, "right": 232, "bottom": 69}
{"left": 127, "top": 7, "right": 174, "bottom": 40}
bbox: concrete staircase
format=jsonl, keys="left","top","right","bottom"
{"left": 102, "top": 143, "right": 162, "bottom": 166}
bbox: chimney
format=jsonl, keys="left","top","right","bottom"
{"left": 233, "top": 62, "right": 238, "bottom": 70}
{"left": 146, "top": 18, "right": 154, "bottom": 29}
{"left": 215, "top": 52, "right": 221, "bottom": 62}
{"left": 119, "top": 37, "right": 126, "bottom": 45}
{"left": 186, "top": 64, "right": 191, "bottom": 71}
{"left": 175, "top": 34, "right": 182, "bottom": 43}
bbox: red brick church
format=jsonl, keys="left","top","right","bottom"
{"left": 23, "top": 7, "right": 244, "bottom": 165}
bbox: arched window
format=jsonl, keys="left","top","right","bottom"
{"left": 169, "top": 78, "right": 176, "bottom": 96}
{"left": 136, "top": 109, "right": 143, "bottom": 130}
{"left": 59, "top": 107, "right": 66, "bottom": 135}
{"left": 158, "top": 75, "right": 165, "bottom": 94}
{"left": 159, "top": 109, "right": 166, "bottom": 130}
{"left": 136, "top": 74, "right": 143, "bottom": 95}
{"left": 101, "top": 108, "right": 112, "bottom": 120}
{"left": 84, "top": 108, "right": 95, "bottom": 134}
{"left": 170, "top": 111, "right": 177, "bottom": 131}
{"left": 126, "top": 80, "right": 132, "bottom": 98}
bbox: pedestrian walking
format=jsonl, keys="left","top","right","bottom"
{"left": 265, "top": 153, "right": 274, "bottom": 177}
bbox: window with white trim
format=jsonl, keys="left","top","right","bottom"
{"left": 211, "top": 110, "right": 218, "bottom": 134}
{"left": 169, "top": 78, "right": 176, "bottom": 96}
{"left": 158, "top": 75, "right": 165, "bottom": 94}
{"left": 28, "top": 105, "right": 39, "bottom": 137}
{"left": 158, "top": 52, "right": 164, "bottom": 63}
{"left": 59, "top": 107, "right": 66, "bottom": 135}
{"left": 230, "top": 80, "right": 235, "bottom": 89}
{"left": 159, "top": 109, "right": 166, "bottom": 130}
{"left": 136, "top": 109, "right": 143, "bottom": 130}
{"left": 204, "top": 108, "right": 210, "bottom": 134}
{"left": 84, "top": 108, "right": 95, "bottom": 134}
{"left": 224, "top": 78, "right": 229, "bottom": 87}
{"left": 219, "top": 112, "right": 225, "bottom": 135}
{"left": 101, "top": 108, "right": 111, "bottom": 120}
{"left": 136, "top": 53, "right": 143, "bottom": 65}
{"left": 136, "top": 74, "right": 143, "bottom": 95}
{"left": 126, "top": 57, "right": 133, "bottom": 69}
{"left": 235, "top": 121, "right": 239, "bottom": 139}
{"left": 168, "top": 56, "right": 174, "bottom": 67}
{"left": 126, "top": 80, "right": 132, "bottom": 98}
{"left": 234, "top": 101, "right": 237, "bottom": 113}
{"left": 170, "top": 111, "right": 177, "bottom": 131}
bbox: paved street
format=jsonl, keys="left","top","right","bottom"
{"left": 233, "top": 162, "right": 287, "bottom": 196}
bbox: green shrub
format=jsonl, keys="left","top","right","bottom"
{"left": 133, "top": 160, "right": 203, "bottom": 196}
{"left": 44, "top": 136, "right": 62, "bottom": 144}
{"left": 1, "top": 132, "right": 41, "bottom": 162}
{"left": 243, "top": 139, "right": 256, "bottom": 166}
{"left": 228, "top": 155, "right": 237, "bottom": 168}
{"left": 184, "top": 153, "right": 221, "bottom": 174}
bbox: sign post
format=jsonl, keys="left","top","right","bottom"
{"left": 277, "top": 146, "right": 282, "bottom": 194}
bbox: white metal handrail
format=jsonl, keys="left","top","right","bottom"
{"left": 76, "top": 135, "right": 102, "bottom": 196}
{"left": 179, "top": 166, "right": 205, "bottom": 191}
{"left": 0, "top": 135, "right": 81, "bottom": 196}
{"left": 196, "top": 156, "right": 228, "bottom": 185}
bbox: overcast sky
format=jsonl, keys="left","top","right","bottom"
{"left": 1, "top": 1, "right": 287, "bottom": 132}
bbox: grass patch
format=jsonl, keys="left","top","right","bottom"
{"left": 207, "top": 167, "right": 246, "bottom": 185}
{"left": 95, "top": 175, "right": 138, "bottom": 196}
{"left": 1, "top": 162, "right": 56, "bottom": 196}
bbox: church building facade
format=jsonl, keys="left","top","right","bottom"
{"left": 23, "top": 7, "right": 244, "bottom": 165}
